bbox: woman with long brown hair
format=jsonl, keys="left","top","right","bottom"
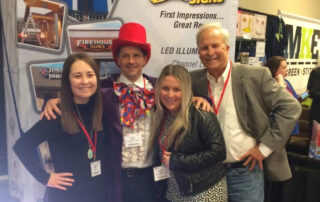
{"left": 13, "top": 53, "right": 109, "bottom": 202}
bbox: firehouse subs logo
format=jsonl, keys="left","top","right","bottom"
{"left": 150, "top": 0, "right": 224, "bottom": 5}
{"left": 76, "top": 39, "right": 113, "bottom": 51}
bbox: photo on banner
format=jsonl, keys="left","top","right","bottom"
{"left": 28, "top": 61, "right": 64, "bottom": 112}
{"left": 16, "top": 0, "right": 67, "bottom": 52}
{"left": 66, "top": 20, "right": 122, "bottom": 78}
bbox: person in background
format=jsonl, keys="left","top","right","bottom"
{"left": 265, "top": 56, "right": 299, "bottom": 135}
{"left": 40, "top": 22, "right": 211, "bottom": 202}
{"left": 150, "top": 64, "right": 227, "bottom": 202}
{"left": 307, "top": 66, "right": 320, "bottom": 136}
{"left": 13, "top": 53, "right": 109, "bottom": 202}
{"left": 191, "top": 22, "right": 301, "bottom": 202}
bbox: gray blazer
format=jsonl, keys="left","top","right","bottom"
{"left": 190, "top": 63, "right": 302, "bottom": 181}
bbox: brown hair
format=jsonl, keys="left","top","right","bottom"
{"left": 265, "top": 56, "right": 286, "bottom": 78}
{"left": 60, "top": 53, "right": 102, "bottom": 134}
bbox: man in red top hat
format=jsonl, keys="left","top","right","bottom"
{"left": 100, "top": 22, "right": 159, "bottom": 202}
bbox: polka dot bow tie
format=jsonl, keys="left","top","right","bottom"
{"left": 113, "top": 82, "right": 155, "bottom": 128}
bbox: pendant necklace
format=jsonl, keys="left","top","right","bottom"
{"left": 74, "top": 105, "right": 97, "bottom": 160}
{"left": 87, "top": 129, "right": 94, "bottom": 159}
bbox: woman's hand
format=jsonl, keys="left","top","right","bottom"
{"left": 47, "top": 172, "right": 74, "bottom": 191}
{"left": 192, "top": 97, "right": 213, "bottom": 112}
{"left": 40, "top": 98, "right": 61, "bottom": 120}
{"left": 162, "top": 151, "right": 171, "bottom": 169}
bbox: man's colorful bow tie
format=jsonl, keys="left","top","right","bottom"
{"left": 113, "top": 82, "right": 155, "bottom": 128}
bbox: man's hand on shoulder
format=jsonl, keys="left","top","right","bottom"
{"left": 40, "top": 98, "right": 61, "bottom": 120}
{"left": 192, "top": 96, "right": 213, "bottom": 113}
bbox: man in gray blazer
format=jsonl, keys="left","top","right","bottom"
{"left": 191, "top": 22, "right": 301, "bottom": 202}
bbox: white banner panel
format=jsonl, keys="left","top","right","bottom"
{"left": 109, "top": 0, "right": 238, "bottom": 77}
{"left": 282, "top": 11, "right": 320, "bottom": 93}
{"left": 3, "top": 0, "right": 238, "bottom": 201}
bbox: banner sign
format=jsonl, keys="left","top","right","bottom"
{"left": 3, "top": 0, "right": 238, "bottom": 201}
{"left": 109, "top": 0, "right": 238, "bottom": 76}
{"left": 282, "top": 11, "right": 320, "bottom": 93}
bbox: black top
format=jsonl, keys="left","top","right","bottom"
{"left": 155, "top": 105, "right": 226, "bottom": 196}
{"left": 13, "top": 104, "right": 109, "bottom": 202}
{"left": 307, "top": 67, "right": 320, "bottom": 122}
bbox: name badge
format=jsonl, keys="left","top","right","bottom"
{"left": 90, "top": 160, "right": 101, "bottom": 177}
{"left": 153, "top": 165, "right": 171, "bottom": 181}
{"left": 124, "top": 132, "right": 143, "bottom": 148}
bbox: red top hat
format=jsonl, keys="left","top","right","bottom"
{"left": 112, "top": 22, "right": 151, "bottom": 67}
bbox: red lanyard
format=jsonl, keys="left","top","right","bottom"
{"left": 74, "top": 114, "right": 98, "bottom": 159}
{"left": 158, "top": 114, "right": 169, "bottom": 154}
{"left": 207, "top": 64, "right": 232, "bottom": 115}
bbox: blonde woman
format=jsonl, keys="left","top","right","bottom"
{"left": 150, "top": 64, "right": 227, "bottom": 202}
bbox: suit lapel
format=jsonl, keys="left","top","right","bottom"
{"left": 194, "top": 69, "right": 209, "bottom": 97}
{"left": 101, "top": 86, "right": 122, "bottom": 134}
{"left": 231, "top": 64, "right": 248, "bottom": 129}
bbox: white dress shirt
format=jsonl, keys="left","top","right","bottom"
{"left": 117, "top": 74, "right": 154, "bottom": 168}
{"left": 207, "top": 60, "right": 272, "bottom": 163}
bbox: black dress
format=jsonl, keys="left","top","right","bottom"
{"left": 13, "top": 104, "right": 109, "bottom": 202}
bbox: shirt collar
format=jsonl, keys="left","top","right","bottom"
{"left": 118, "top": 74, "right": 144, "bottom": 88}
{"left": 207, "top": 60, "right": 231, "bottom": 83}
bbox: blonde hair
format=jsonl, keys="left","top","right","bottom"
{"left": 150, "top": 64, "right": 193, "bottom": 150}
{"left": 196, "top": 22, "right": 230, "bottom": 46}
